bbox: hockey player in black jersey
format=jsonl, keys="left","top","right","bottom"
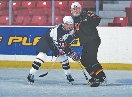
{"left": 27, "top": 16, "right": 80, "bottom": 84}
{"left": 70, "top": 2, "right": 106, "bottom": 87}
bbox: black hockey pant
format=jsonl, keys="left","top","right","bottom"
{"left": 81, "top": 37, "right": 106, "bottom": 79}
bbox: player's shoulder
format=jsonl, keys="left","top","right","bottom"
{"left": 81, "top": 10, "right": 91, "bottom": 16}
{"left": 49, "top": 24, "right": 59, "bottom": 31}
{"left": 49, "top": 24, "right": 63, "bottom": 33}
{"left": 52, "top": 24, "right": 62, "bottom": 30}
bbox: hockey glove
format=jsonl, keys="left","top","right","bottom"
{"left": 80, "top": 11, "right": 90, "bottom": 21}
{"left": 68, "top": 51, "right": 80, "bottom": 62}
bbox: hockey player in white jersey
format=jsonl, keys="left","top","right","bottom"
{"left": 27, "top": 16, "right": 80, "bottom": 84}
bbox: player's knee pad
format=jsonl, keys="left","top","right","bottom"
{"left": 81, "top": 55, "right": 98, "bottom": 67}
{"left": 32, "top": 52, "right": 47, "bottom": 70}
{"left": 36, "top": 52, "right": 47, "bottom": 61}
{"left": 91, "top": 63, "right": 102, "bottom": 71}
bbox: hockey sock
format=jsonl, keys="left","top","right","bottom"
{"left": 63, "top": 69, "right": 71, "bottom": 75}
{"left": 58, "top": 55, "right": 71, "bottom": 75}
{"left": 62, "top": 62, "right": 71, "bottom": 75}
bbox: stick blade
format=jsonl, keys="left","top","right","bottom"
{"left": 39, "top": 72, "right": 48, "bottom": 77}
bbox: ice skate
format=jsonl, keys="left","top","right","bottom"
{"left": 66, "top": 75, "right": 74, "bottom": 84}
{"left": 88, "top": 76, "right": 107, "bottom": 87}
{"left": 99, "top": 77, "right": 107, "bottom": 86}
{"left": 88, "top": 77, "right": 100, "bottom": 87}
{"left": 27, "top": 74, "right": 34, "bottom": 84}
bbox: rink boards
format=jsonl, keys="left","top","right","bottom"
{"left": 0, "top": 26, "right": 132, "bottom": 70}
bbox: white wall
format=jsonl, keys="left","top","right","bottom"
{"left": 97, "top": 27, "right": 132, "bottom": 64}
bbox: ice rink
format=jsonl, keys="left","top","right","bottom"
{"left": 0, "top": 69, "right": 132, "bottom": 97}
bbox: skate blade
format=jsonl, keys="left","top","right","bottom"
{"left": 27, "top": 80, "right": 34, "bottom": 85}
{"left": 88, "top": 81, "right": 100, "bottom": 87}
{"left": 68, "top": 81, "right": 74, "bottom": 85}
{"left": 100, "top": 78, "right": 108, "bottom": 86}
{"left": 69, "top": 82, "right": 73, "bottom": 85}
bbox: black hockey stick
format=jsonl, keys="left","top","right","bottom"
{"left": 78, "top": 61, "right": 88, "bottom": 81}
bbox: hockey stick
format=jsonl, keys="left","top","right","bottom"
{"left": 39, "top": 47, "right": 67, "bottom": 77}
{"left": 39, "top": 57, "right": 58, "bottom": 77}
{"left": 39, "top": 20, "right": 82, "bottom": 77}
{"left": 39, "top": 44, "right": 68, "bottom": 77}
{"left": 77, "top": 61, "right": 88, "bottom": 81}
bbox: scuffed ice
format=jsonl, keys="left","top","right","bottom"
{"left": 0, "top": 69, "right": 132, "bottom": 97}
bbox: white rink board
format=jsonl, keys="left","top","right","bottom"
{"left": 97, "top": 27, "right": 132, "bottom": 64}
{"left": 0, "top": 27, "right": 132, "bottom": 64}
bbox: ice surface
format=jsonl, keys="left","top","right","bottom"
{"left": 0, "top": 69, "right": 132, "bottom": 97}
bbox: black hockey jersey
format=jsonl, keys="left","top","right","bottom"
{"left": 74, "top": 10, "right": 101, "bottom": 45}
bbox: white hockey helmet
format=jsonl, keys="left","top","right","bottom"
{"left": 71, "top": 2, "right": 82, "bottom": 17}
{"left": 71, "top": 2, "right": 81, "bottom": 9}
{"left": 62, "top": 16, "right": 74, "bottom": 31}
{"left": 63, "top": 16, "right": 73, "bottom": 24}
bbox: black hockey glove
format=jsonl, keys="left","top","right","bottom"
{"left": 65, "top": 35, "right": 76, "bottom": 44}
{"left": 68, "top": 51, "right": 80, "bottom": 62}
{"left": 80, "top": 11, "right": 90, "bottom": 21}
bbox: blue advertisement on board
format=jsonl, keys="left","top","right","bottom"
{"left": 0, "top": 27, "right": 82, "bottom": 55}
